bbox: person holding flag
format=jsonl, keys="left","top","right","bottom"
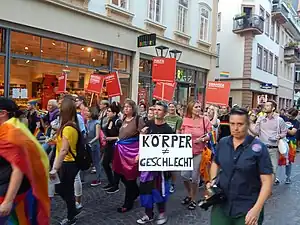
{"left": 0, "top": 97, "right": 50, "bottom": 224}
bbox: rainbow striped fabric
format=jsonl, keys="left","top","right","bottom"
{"left": 0, "top": 118, "right": 50, "bottom": 224}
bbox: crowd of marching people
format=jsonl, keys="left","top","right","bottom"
{"left": 0, "top": 94, "right": 299, "bottom": 225}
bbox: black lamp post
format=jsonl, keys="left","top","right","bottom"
{"left": 169, "top": 49, "right": 182, "bottom": 61}
{"left": 155, "top": 45, "right": 169, "bottom": 57}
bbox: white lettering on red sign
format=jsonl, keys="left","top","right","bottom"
{"left": 208, "top": 82, "right": 224, "bottom": 88}
{"left": 153, "top": 59, "right": 165, "bottom": 64}
{"left": 90, "top": 75, "right": 100, "bottom": 84}
{"left": 58, "top": 75, "right": 65, "bottom": 80}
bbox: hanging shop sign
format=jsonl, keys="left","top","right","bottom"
{"left": 260, "top": 83, "right": 273, "bottom": 89}
{"left": 139, "top": 134, "right": 193, "bottom": 171}
{"left": 85, "top": 74, "right": 105, "bottom": 94}
{"left": 153, "top": 82, "right": 176, "bottom": 102}
{"left": 205, "top": 81, "right": 231, "bottom": 106}
{"left": 152, "top": 57, "right": 176, "bottom": 83}
{"left": 137, "top": 33, "right": 156, "bottom": 48}
{"left": 105, "top": 72, "right": 123, "bottom": 97}
{"left": 56, "top": 72, "right": 67, "bottom": 94}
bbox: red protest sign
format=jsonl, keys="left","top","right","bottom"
{"left": 56, "top": 73, "right": 67, "bottom": 94}
{"left": 86, "top": 74, "right": 105, "bottom": 94}
{"left": 105, "top": 72, "right": 122, "bottom": 97}
{"left": 205, "top": 81, "right": 231, "bottom": 106}
{"left": 152, "top": 57, "right": 176, "bottom": 83}
{"left": 153, "top": 82, "right": 176, "bottom": 102}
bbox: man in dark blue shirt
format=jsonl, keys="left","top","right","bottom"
{"left": 208, "top": 107, "right": 273, "bottom": 225}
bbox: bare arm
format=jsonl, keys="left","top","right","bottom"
{"left": 287, "top": 128, "right": 297, "bottom": 136}
{"left": 89, "top": 124, "right": 101, "bottom": 144}
{"left": 253, "top": 174, "right": 273, "bottom": 211}
{"left": 2, "top": 165, "right": 24, "bottom": 204}
{"left": 210, "top": 161, "right": 220, "bottom": 183}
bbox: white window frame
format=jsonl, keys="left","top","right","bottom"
{"left": 177, "top": 0, "right": 189, "bottom": 33}
{"left": 148, "top": 0, "right": 163, "bottom": 23}
{"left": 111, "top": 0, "right": 129, "bottom": 10}
{"left": 268, "top": 52, "right": 273, "bottom": 73}
{"left": 274, "top": 56, "right": 278, "bottom": 76}
{"left": 216, "top": 43, "right": 220, "bottom": 67}
{"left": 265, "top": 13, "right": 270, "bottom": 36}
{"left": 217, "top": 12, "right": 221, "bottom": 31}
{"left": 257, "top": 45, "right": 263, "bottom": 69}
{"left": 263, "top": 49, "right": 268, "bottom": 71}
{"left": 199, "top": 3, "right": 211, "bottom": 43}
{"left": 270, "top": 20, "right": 275, "bottom": 40}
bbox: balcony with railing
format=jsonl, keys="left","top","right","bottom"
{"left": 284, "top": 43, "right": 300, "bottom": 63}
{"left": 233, "top": 14, "right": 264, "bottom": 35}
{"left": 271, "top": 0, "right": 289, "bottom": 24}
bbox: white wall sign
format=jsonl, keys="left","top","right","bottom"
{"left": 139, "top": 134, "right": 193, "bottom": 172}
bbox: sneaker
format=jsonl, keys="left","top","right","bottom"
{"left": 106, "top": 186, "right": 120, "bottom": 194}
{"left": 75, "top": 202, "right": 83, "bottom": 210}
{"left": 102, "top": 184, "right": 113, "bottom": 191}
{"left": 91, "top": 167, "right": 96, "bottom": 174}
{"left": 156, "top": 213, "right": 168, "bottom": 225}
{"left": 188, "top": 200, "right": 197, "bottom": 210}
{"left": 59, "top": 218, "right": 76, "bottom": 225}
{"left": 169, "top": 184, "right": 175, "bottom": 193}
{"left": 198, "top": 180, "right": 205, "bottom": 189}
{"left": 285, "top": 177, "right": 292, "bottom": 184}
{"left": 274, "top": 178, "right": 280, "bottom": 186}
{"left": 137, "top": 215, "right": 154, "bottom": 224}
{"left": 91, "top": 180, "right": 101, "bottom": 187}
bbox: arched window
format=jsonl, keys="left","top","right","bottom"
{"left": 199, "top": 3, "right": 211, "bottom": 42}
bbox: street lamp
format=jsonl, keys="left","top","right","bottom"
{"left": 169, "top": 49, "right": 182, "bottom": 61}
{"left": 155, "top": 45, "right": 169, "bottom": 58}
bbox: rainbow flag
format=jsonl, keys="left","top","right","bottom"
{"left": 0, "top": 118, "right": 50, "bottom": 224}
{"left": 208, "top": 130, "right": 217, "bottom": 154}
{"left": 220, "top": 71, "right": 230, "bottom": 78}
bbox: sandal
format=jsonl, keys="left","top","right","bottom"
{"left": 181, "top": 196, "right": 191, "bottom": 205}
{"left": 188, "top": 200, "right": 197, "bottom": 210}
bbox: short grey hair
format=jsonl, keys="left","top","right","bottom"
{"left": 48, "top": 99, "right": 58, "bottom": 108}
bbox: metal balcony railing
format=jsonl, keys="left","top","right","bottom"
{"left": 233, "top": 14, "right": 264, "bottom": 34}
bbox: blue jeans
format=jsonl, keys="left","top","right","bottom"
{"left": 286, "top": 163, "right": 292, "bottom": 178}
{"left": 90, "top": 145, "right": 102, "bottom": 181}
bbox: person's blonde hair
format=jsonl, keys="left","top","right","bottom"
{"left": 186, "top": 100, "right": 201, "bottom": 118}
{"left": 48, "top": 99, "right": 58, "bottom": 108}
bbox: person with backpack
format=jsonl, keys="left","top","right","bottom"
{"left": 112, "top": 99, "right": 145, "bottom": 213}
{"left": 86, "top": 107, "right": 102, "bottom": 187}
{"left": 102, "top": 102, "right": 122, "bottom": 193}
{"left": 165, "top": 102, "right": 183, "bottom": 194}
{"left": 50, "top": 98, "right": 81, "bottom": 225}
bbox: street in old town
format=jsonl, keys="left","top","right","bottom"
{"left": 51, "top": 156, "right": 300, "bottom": 225}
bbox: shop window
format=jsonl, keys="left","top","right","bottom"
{"left": 113, "top": 53, "right": 131, "bottom": 72}
{"left": 90, "top": 49, "right": 109, "bottom": 67}
{"left": 11, "top": 31, "right": 41, "bottom": 57}
{"left": 0, "top": 57, "right": 4, "bottom": 96}
{"left": 41, "top": 38, "right": 67, "bottom": 61}
{"left": 10, "top": 59, "right": 94, "bottom": 109}
{"left": 139, "top": 59, "right": 152, "bottom": 73}
{"left": 138, "top": 75, "right": 152, "bottom": 104}
{"left": 68, "top": 44, "right": 90, "bottom": 65}
{"left": 118, "top": 72, "right": 130, "bottom": 104}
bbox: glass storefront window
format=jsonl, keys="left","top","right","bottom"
{"left": 139, "top": 59, "right": 152, "bottom": 73}
{"left": 118, "top": 72, "right": 130, "bottom": 104}
{"left": 138, "top": 76, "right": 152, "bottom": 104}
{"left": 113, "top": 53, "right": 131, "bottom": 72}
{"left": 0, "top": 57, "right": 4, "bottom": 96}
{"left": 68, "top": 44, "right": 91, "bottom": 66}
{"left": 90, "top": 49, "right": 109, "bottom": 67}
{"left": 11, "top": 31, "right": 41, "bottom": 57}
{"left": 41, "top": 37, "right": 67, "bottom": 61}
{"left": 10, "top": 59, "right": 95, "bottom": 109}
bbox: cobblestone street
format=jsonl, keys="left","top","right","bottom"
{"left": 51, "top": 156, "right": 300, "bottom": 225}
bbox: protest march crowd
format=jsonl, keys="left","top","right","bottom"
{"left": 0, "top": 94, "right": 298, "bottom": 225}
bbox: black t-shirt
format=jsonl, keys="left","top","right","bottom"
{"left": 147, "top": 120, "right": 173, "bottom": 135}
{"left": 0, "top": 157, "right": 31, "bottom": 196}
{"left": 283, "top": 118, "right": 300, "bottom": 139}
{"left": 105, "top": 116, "right": 122, "bottom": 145}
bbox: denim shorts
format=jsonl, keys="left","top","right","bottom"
{"left": 181, "top": 154, "right": 202, "bottom": 183}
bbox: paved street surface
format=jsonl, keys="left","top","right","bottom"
{"left": 51, "top": 155, "right": 300, "bottom": 225}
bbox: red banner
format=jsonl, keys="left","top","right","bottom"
{"left": 56, "top": 73, "right": 67, "bottom": 94}
{"left": 153, "top": 82, "right": 176, "bottom": 102}
{"left": 152, "top": 57, "right": 176, "bottom": 83}
{"left": 105, "top": 72, "right": 122, "bottom": 97}
{"left": 205, "top": 81, "right": 231, "bottom": 106}
{"left": 86, "top": 74, "right": 105, "bottom": 94}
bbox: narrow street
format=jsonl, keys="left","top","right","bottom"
{"left": 51, "top": 155, "right": 300, "bottom": 225}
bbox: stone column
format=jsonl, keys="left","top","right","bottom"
{"left": 131, "top": 49, "right": 140, "bottom": 102}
